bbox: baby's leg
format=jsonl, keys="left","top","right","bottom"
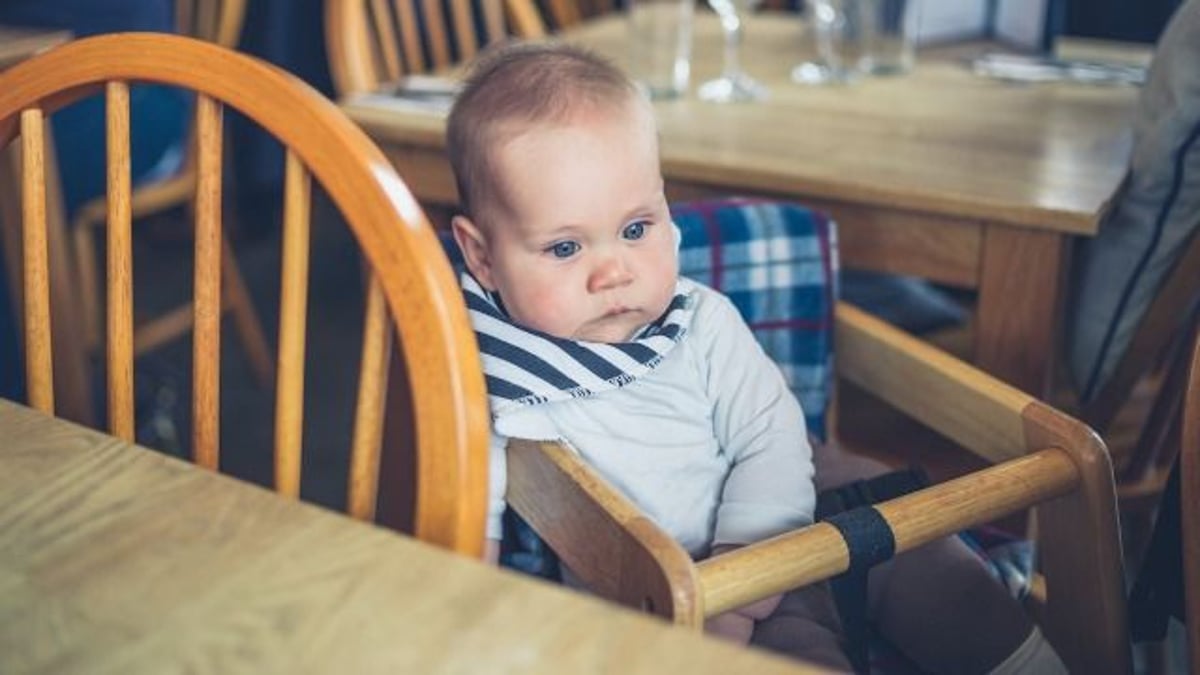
{"left": 865, "top": 535, "right": 1037, "bottom": 673}
{"left": 814, "top": 442, "right": 1055, "bottom": 674}
{"left": 751, "top": 583, "right": 852, "bottom": 672}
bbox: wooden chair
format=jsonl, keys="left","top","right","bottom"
{"left": 1184, "top": 330, "right": 1200, "bottom": 675}
{"left": 541, "top": 0, "right": 616, "bottom": 31}
{"left": 0, "top": 32, "right": 489, "bottom": 555}
{"left": 503, "top": 203, "right": 1132, "bottom": 674}
{"left": 325, "top": 0, "right": 547, "bottom": 99}
{"left": 1077, "top": 232, "right": 1200, "bottom": 512}
{"left": 1126, "top": 325, "right": 1200, "bottom": 675}
{"left": 1059, "top": 0, "right": 1200, "bottom": 571}
{"left": 70, "top": 0, "right": 274, "bottom": 389}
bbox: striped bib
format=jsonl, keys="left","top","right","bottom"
{"left": 461, "top": 273, "right": 696, "bottom": 418}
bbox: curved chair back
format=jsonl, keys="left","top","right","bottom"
{"left": 0, "top": 33, "right": 489, "bottom": 555}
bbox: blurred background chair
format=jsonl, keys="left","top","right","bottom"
{"left": 68, "top": 0, "right": 274, "bottom": 388}
{"left": 1062, "top": 0, "right": 1200, "bottom": 565}
{"left": 539, "top": 0, "right": 615, "bottom": 31}
{"left": 324, "top": 0, "right": 547, "bottom": 99}
{"left": 1186, "top": 334, "right": 1200, "bottom": 675}
{"left": 501, "top": 198, "right": 1131, "bottom": 675}
{"left": 1126, "top": 327, "right": 1200, "bottom": 674}
{"left": 1076, "top": 235, "right": 1199, "bottom": 515}
{"left": 0, "top": 32, "right": 489, "bottom": 554}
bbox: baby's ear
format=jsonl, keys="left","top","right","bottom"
{"left": 450, "top": 215, "right": 496, "bottom": 290}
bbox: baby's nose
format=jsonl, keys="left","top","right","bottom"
{"left": 587, "top": 255, "right": 633, "bottom": 293}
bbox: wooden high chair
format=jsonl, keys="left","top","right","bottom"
{"left": 69, "top": 0, "right": 274, "bottom": 387}
{"left": 502, "top": 200, "right": 1133, "bottom": 674}
{"left": 324, "top": 0, "right": 547, "bottom": 99}
{"left": 0, "top": 33, "right": 489, "bottom": 555}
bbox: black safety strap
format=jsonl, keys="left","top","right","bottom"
{"left": 825, "top": 506, "right": 896, "bottom": 674}
{"left": 816, "top": 467, "right": 928, "bottom": 674}
{"left": 816, "top": 467, "right": 929, "bottom": 521}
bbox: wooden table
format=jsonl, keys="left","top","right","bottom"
{"left": 0, "top": 25, "right": 92, "bottom": 425}
{"left": 341, "top": 13, "right": 1141, "bottom": 395}
{"left": 0, "top": 399, "right": 826, "bottom": 674}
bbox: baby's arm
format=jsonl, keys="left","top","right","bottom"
{"left": 700, "top": 293, "right": 816, "bottom": 642}
{"left": 705, "top": 293, "right": 816, "bottom": 548}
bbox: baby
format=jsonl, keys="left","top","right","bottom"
{"left": 447, "top": 41, "right": 1065, "bottom": 674}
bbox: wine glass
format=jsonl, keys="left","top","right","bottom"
{"left": 698, "top": 0, "right": 768, "bottom": 103}
{"left": 791, "top": 0, "right": 862, "bottom": 85}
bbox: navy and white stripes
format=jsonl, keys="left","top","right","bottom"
{"left": 461, "top": 273, "right": 695, "bottom": 417}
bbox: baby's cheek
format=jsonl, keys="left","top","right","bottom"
{"left": 517, "top": 280, "right": 579, "bottom": 332}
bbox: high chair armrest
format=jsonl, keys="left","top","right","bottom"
{"left": 834, "top": 301, "right": 1130, "bottom": 674}
{"left": 695, "top": 448, "right": 1080, "bottom": 617}
{"left": 505, "top": 438, "right": 705, "bottom": 626}
{"left": 835, "top": 301, "right": 1034, "bottom": 464}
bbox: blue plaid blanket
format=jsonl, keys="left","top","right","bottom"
{"left": 673, "top": 197, "right": 838, "bottom": 442}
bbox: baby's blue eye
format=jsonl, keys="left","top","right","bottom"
{"left": 548, "top": 241, "right": 580, "bottom": 258}
{"left": 623, "top": 221, "right": 648, "bottom": 240}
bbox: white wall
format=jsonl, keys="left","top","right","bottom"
{"left": 994, "top": 0, "right": 1049, "bottom": 48}
{"left": 916, "top": 0, "right": 989, "bottom": 44}
{"left": 913, "top": 0, "right": 1049, "bottom": 46}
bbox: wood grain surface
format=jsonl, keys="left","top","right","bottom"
{"left": 0, "top": 399, "right": 828, "bottom": 674}
{"left": 0, "top": 33, "right": 489, "bottom": 554}
{"left": 340, "top": 13, "right": 1141, "bottom": 394}
{"left": 342, "top": 12, "right": 1137, "bottom": 234}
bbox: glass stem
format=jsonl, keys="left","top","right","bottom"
{"left": 718, "top": 11, "right": 743, "bottom": 80}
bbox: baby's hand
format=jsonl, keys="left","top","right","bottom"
{"left": 705, "top": 611, "right": 756, "bottom": 645}
{"left": 703, "top": 544, "right": 784, "bottom": 643}
{"left": 736, "top": 593, "right": 782, "bottom": 620}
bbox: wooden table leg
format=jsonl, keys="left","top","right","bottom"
{"left": 974, "top": 225, "right": 1068, "bottom": 398}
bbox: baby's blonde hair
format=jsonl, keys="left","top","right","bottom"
{"left": 447, "top": 41, "right": 641, "bottom": 220}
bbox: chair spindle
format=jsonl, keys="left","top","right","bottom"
{"left": 370, "top": 0, "right": 405, "bottom": 81}
{"left": 481, "top": 0, "right": 507, "bottom": 46}
{"left": 274, "top": 150, "right": 312, "bottom": 498}
{"left": 421, "top": 0, "right": 452, "bottom": 68}
{"left": 348, "top": 275, "right": 392, "bottom": 520}
{"left": 192, "top": 93, "right": 223, "bottom": 469}
{"left": 450, "top": 0, "right": 479, "bottom": 61}
{"left": 105, "top": 81, "right": 135, "bottom": 441}
{"left": 20, "top": 108, "right": 54, "bottom": 414}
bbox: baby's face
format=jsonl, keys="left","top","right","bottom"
{"left": 466, "top": 101, "right": 677, "bottom": 343}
